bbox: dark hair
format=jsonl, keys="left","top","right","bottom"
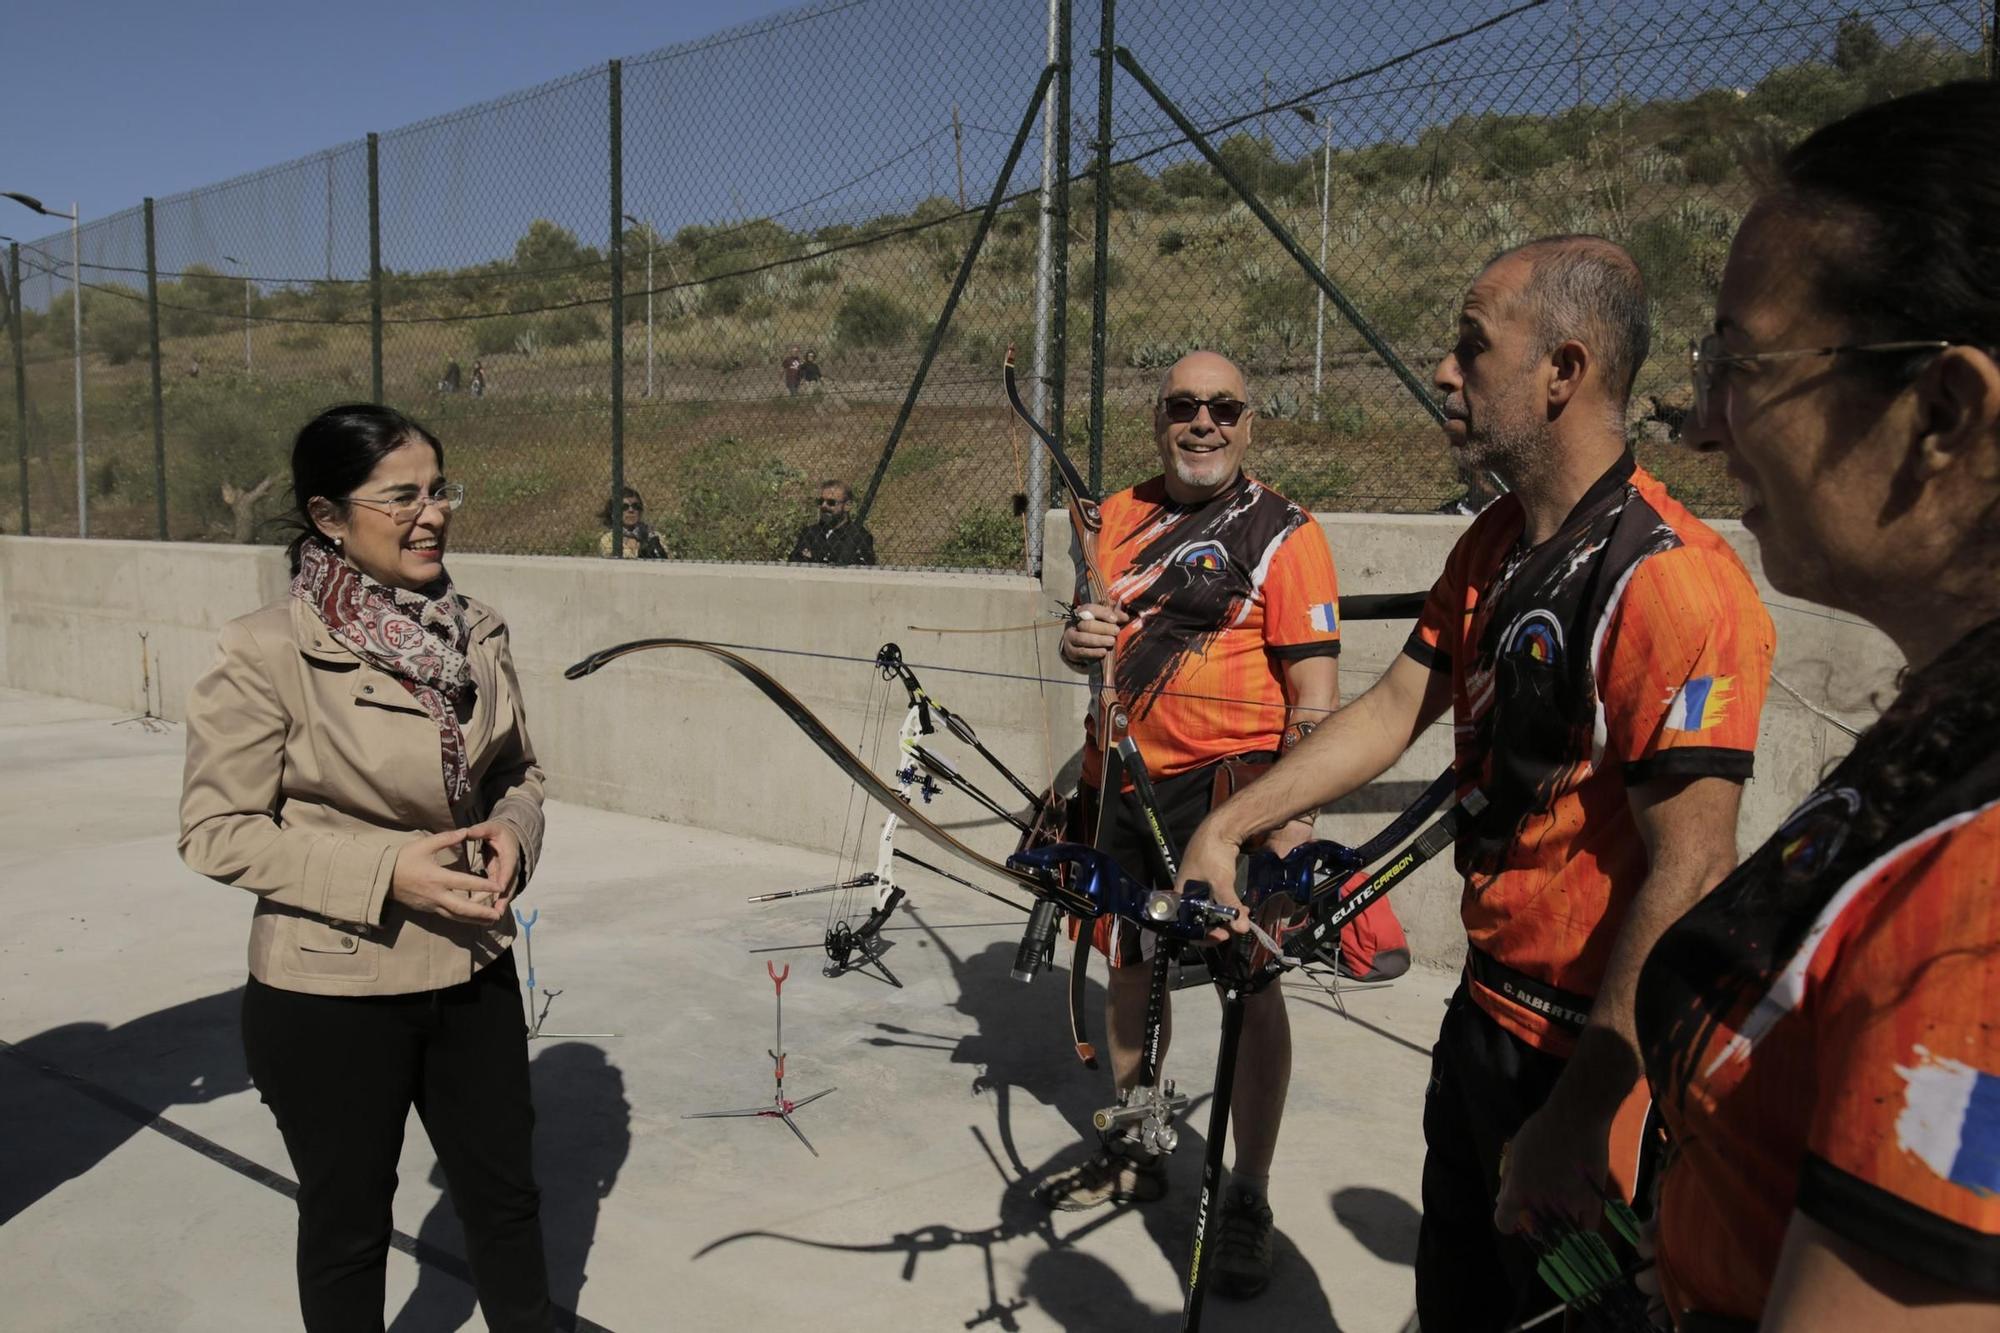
{"left": 1770, "top": 81, "right": 2000, "bottom": 849}
{"left": 1492, "top": 234, "right": 1651, "bottom": 408}
{"left": 818, "top": 479, "right": 852, "bottom": 500}
{"left": 1771, "top": 79, "right": 2000, "bottom": 386}
{"left": 285, "top": 403, "right": 444, "bottom": 574}
{"left": 602, "top": 487, "right": 645, "bottom": 527}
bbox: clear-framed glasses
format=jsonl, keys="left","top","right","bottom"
{"left": 1687, "top": 334, "right": 1952, "bottom": 429}
{"left": 345, "top": 481, "right": 465, "bottom": 524}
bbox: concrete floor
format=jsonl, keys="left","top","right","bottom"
{"left": 0, "top": 687, "right": 1452, "bottom": 1332}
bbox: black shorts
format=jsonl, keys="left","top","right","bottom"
{"left": 1075, "top": 755, "right": 1261, "bottom": 967}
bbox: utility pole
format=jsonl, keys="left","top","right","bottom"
{"left": 952, "top": 104, "right": 967, "bottom": 209}
{"left": 4, "top": 192, "right": 86, "bottom": 536}
{"left": 623, "top": 212, "right": 655, "bottom": 398}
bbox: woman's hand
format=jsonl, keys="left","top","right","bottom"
{"left": 466, "top": 821, "right": 522, "bottom": 905}
{"left": 390, "top": 828, "right": 507, "bottom": 923}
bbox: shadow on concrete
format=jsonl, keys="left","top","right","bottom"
{"left": 0, "top": 986, "right": 252, "bottom": 1225}
{"left": 1332, "top": 1185, "right": 1422, "bottom": 1267}
{"left": 390, "top": 1041, "right": 631, "bottom": 1333}
{"left": 701, "top": 903, "right": 1341, "bottom": 1330}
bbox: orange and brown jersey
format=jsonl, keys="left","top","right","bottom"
{"left": 1079, "top": 472, "right": 1340, "bottom": 787}
{"left": 1639, "top": 754, "right": 2000, "bottom": 1321}
{"left": 1406, "top": 453, "right": 1773, "bottom": 1052}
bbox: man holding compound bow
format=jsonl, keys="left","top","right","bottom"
{"left": 1178, "top": 237, "right": 1776, "bottom": 1330}
{"left": 1040, "top": 350, "right": 1347, "bottom": 1301}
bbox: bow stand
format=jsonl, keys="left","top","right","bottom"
{"left": 748, "top": 642, "right": 1047, "bottom": 984}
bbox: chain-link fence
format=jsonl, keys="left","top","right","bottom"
{"left": 1, "top": 1, "right": 1990, "bottom": 567}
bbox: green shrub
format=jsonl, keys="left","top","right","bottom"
{"left": 1681, "top": 138, "right": 1738, "bottom": 186}
{"left": 1248, "top": 452, "right": 1358, "bottom": 509}
{"left": 833, "top": 286, "right": 916, "bottom": 349}
{"left": 1158, "top": 159, "right": 1226, "bottom": 204}
{"left": 701, "top": 275, "right": 751, "bottom": 317}
{"left": 1157, "top": 228, "right": 1187, "bottom": 257}
{"left": 471, "top": 315, "right": 528, "bottom": 357}
{"left": 542, "top": 307, "right": 600, "bottom": 349}
{"left": 656, "top": 435, "right": 809, "bottom": 560}
{"left": 937, "top": 505, "right": 1023, "bottom": 568}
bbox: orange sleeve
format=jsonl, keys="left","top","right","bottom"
{"left": 1595, "top": 544, "right": 1773, "bottom": 784}
{"left": 1261, "top": 517, "right": 1341, "bottom": 654}
{"left": 1798, "top": 811, "right": 2000, "bottom": 1293}
{"left": 1403, "top": 516, "right": 1497, "bottom": 672}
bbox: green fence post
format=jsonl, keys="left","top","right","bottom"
{"left": 1087, "top": 0, "right": 1115, "bottom": 494}
{"left": 1052, "top": 0, "right": 1071, "bottom": 455}
{"left": 608, "top": 59, "right": 625, "bottom": 560}
{"left": 368, "top": 132, "right": 383, "bottom": 404}
{"left": 144, "top": 199, "right": 167, "bottom": 540}
{"left": 8, "top": 242, "right": 25, "bottom": 536}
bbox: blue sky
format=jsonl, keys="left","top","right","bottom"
{"left": 5, "top": 0, "right": 1976, "bottom": 298}
{"left": 0, "top": 0, "right": 801, "bottom": 220}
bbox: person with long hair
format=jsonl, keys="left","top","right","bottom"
{"left": 180, "top": 403, "right": 553, "bottom": 1331}
{"left": 1637, "top": 81, "right": 2000, "bottom": 1329}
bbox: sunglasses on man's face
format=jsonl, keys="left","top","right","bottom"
{"left": 1161, "top": 394, "right": 1247, "bottom": 427}
{"left": 818, "top": 497, "right": 847, "bottom": 508}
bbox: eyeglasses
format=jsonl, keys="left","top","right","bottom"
{"left": 344, "top": 482, "right": 465, "bottom": 524}
{"left": 818, "top": 497, "right": 848, "bottom": 508}
{"left": 1160, "top": 394, "right": 1248, "bottom": 427}
{"left": 1687, "top": 334, "right": 1952, "bottom": 429}
{"left": 623, "top": 500, "right": 644, "bottom": 512}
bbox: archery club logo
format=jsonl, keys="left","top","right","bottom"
{"left": 1775, "top": 787, "right": 1861, "bottom": 882}
{"left": 1174, "top": 539, "right": 1228, "bottom": 572}
{"left": 1503, "top": 610, "right": 1564, "bottom": 668}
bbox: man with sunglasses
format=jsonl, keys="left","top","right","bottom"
{"left": 787, "top": 480, "right": 878, "bottom": 566}
{"left": 1042, "top": 351, "right": 1345, "bottom": 1300}
{"left": 1176, "top": 237, "right": 1777, "bottom": 1331}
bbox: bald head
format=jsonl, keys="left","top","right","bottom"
{"left": 1158, "top": 350, "right": 1247, "bottom": 401}
{"left": 1486, "top": 235, "right": 1650, "bottom": 408}
{"left": 1152, "top": 350, "right": 1254, "bottom": 503}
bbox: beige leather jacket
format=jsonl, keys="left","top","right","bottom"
{"left": 180, "top": 594, "right": 546, "bottom": 996}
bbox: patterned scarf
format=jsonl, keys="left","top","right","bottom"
{"left": 292, "top": 537, "right": 475, "bottom": 803}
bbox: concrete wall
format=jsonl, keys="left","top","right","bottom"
{"left": 0, "top": 513, "right": 1898, "bottom": 971}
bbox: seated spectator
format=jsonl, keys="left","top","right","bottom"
{"left": 599, "top": 488, "right": 669, "bottom": 560}
{"left": 787, "top": 480, "right": 877, "bottom": 566}
{"left": 800, "top": 349, "right": 822, "bottom": 386}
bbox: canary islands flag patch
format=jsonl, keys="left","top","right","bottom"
{"left": 1895, "top": 1049, "right": 2000, "bottom": 1197}
{"left": 1308, "top": 601, "right": 1339, "bottom": 635}
{"left": 1664, "top": 675, "right": 1732, "bottom": 732}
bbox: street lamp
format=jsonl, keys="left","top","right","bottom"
{"left": 223, "top": 255, "right": 252, "bottom": 374}
{"left": 1291, "top": 107, "right": 1333, "bottom": 421}
{"left": 3, "top": 191, "right": 86, "bottom": 537}
{"left": 620, "top": 213, "right": 654, "bottom": 398}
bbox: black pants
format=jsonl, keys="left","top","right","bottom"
{"left": 243, "top": 951, "right": 552, "bottom": 1333}
{"left": 1415, "top": 982, "right": 1568, "bottom": 1332}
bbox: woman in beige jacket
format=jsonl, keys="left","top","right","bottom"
{"left": 180, "top": 403, "right": 553, "bottom": 1332}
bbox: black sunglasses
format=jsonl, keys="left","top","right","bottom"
{"left": 818, "top": 497, "right": 847, "bottom": 507}
{"left": 1161, "top": 394, "right": 1247, "bottom": 427}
